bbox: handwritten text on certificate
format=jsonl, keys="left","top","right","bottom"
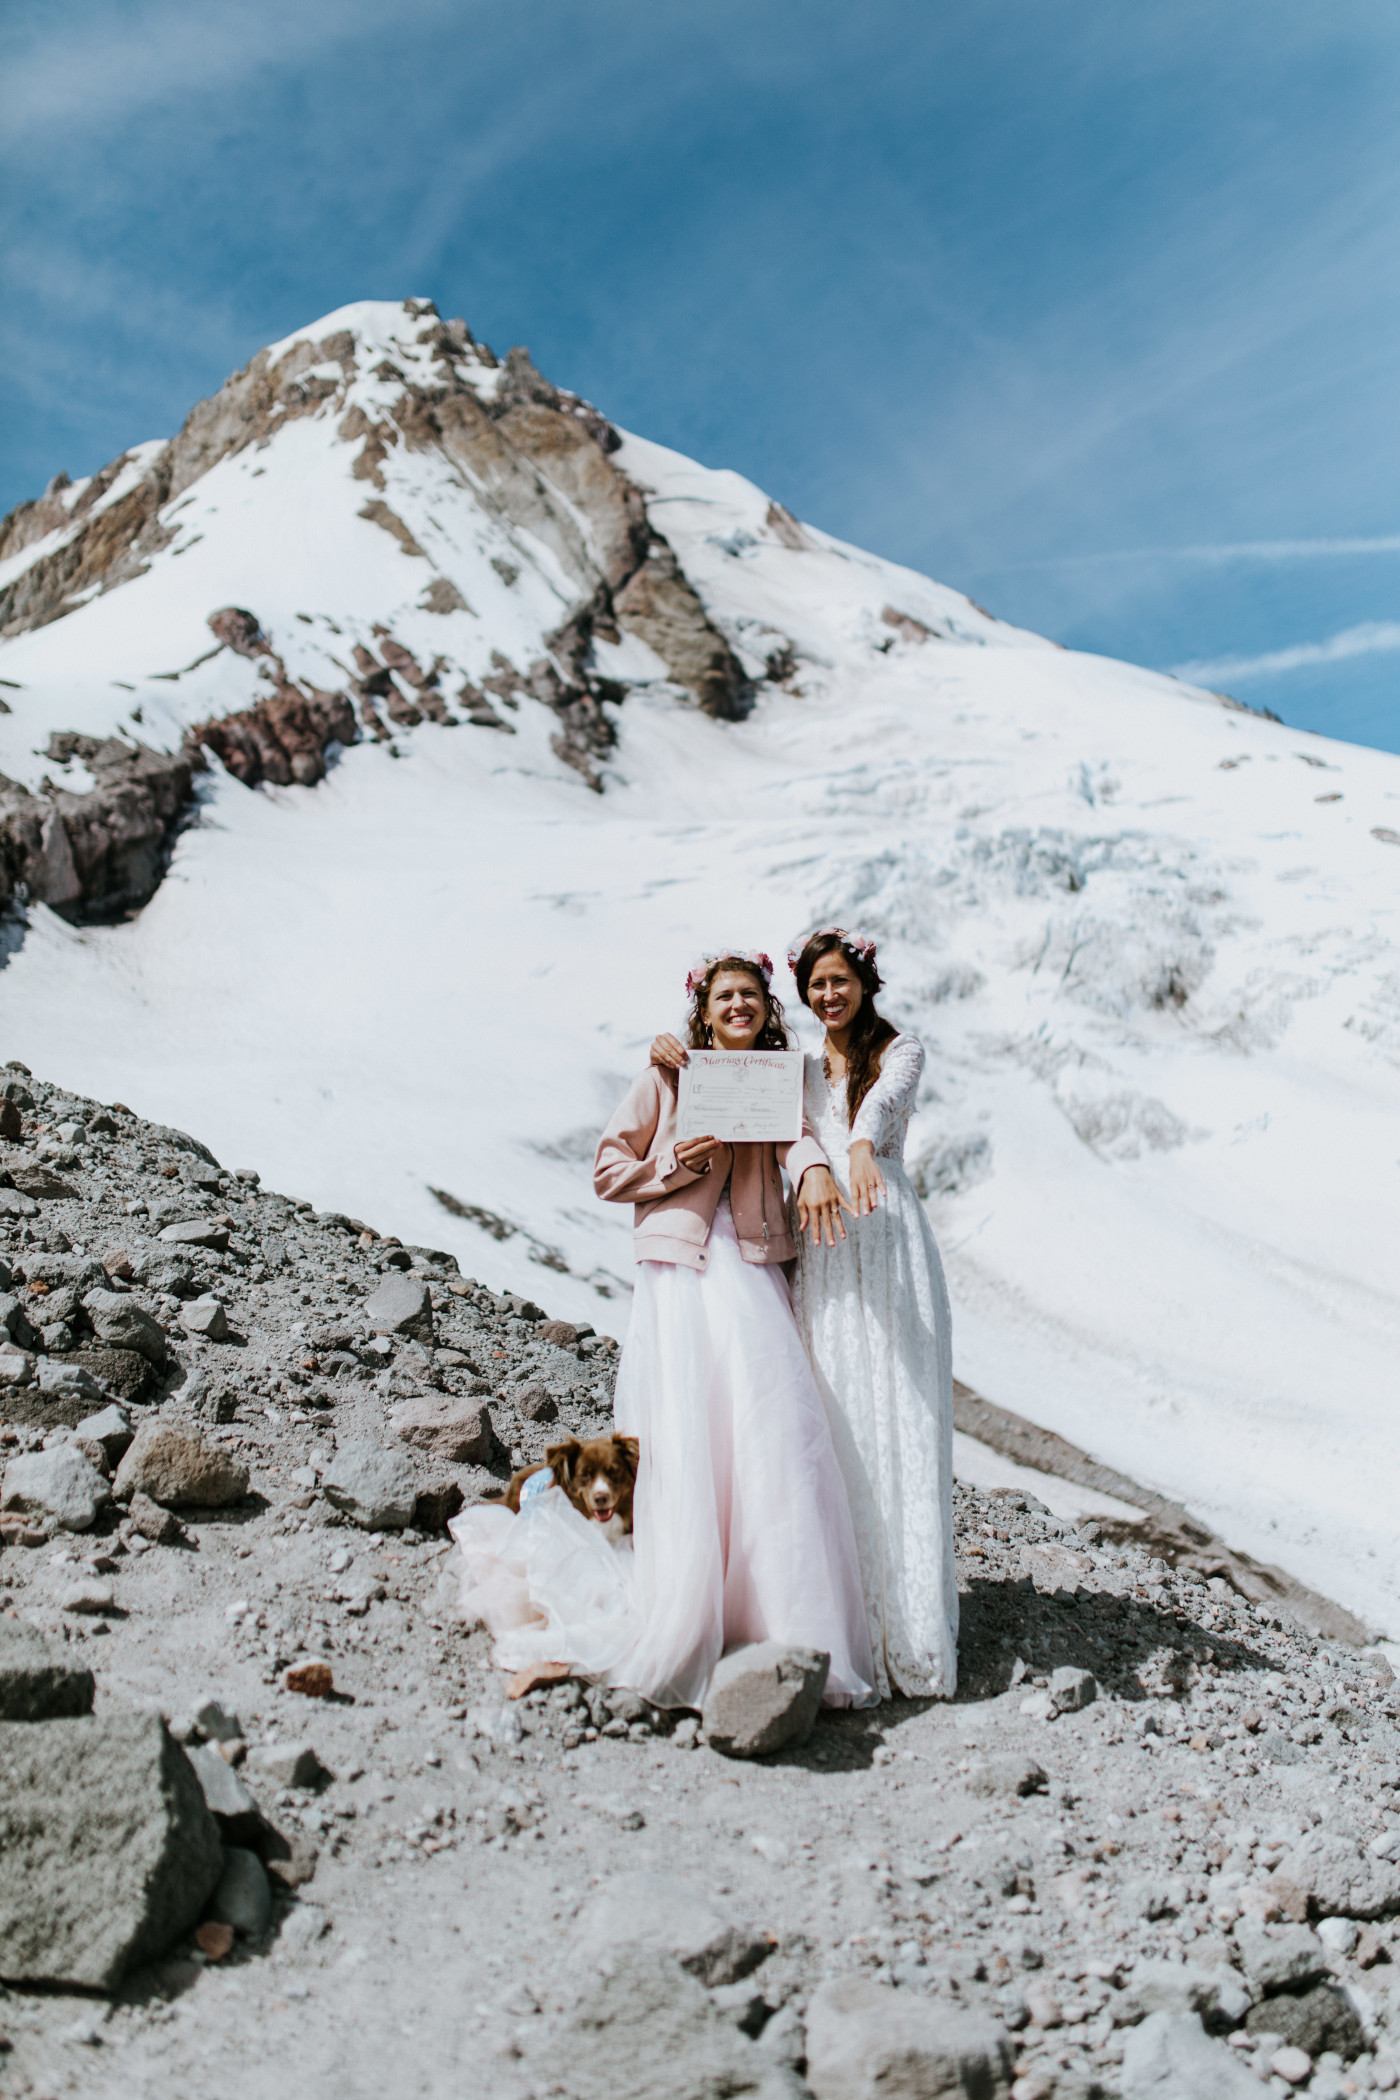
{"left": 675, "top": 1050, "right": 805, "bottom": 1144}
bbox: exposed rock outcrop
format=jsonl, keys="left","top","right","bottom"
{"left": 0, "top": 735, "right": 196, "bottom": 919}
{"left": 195, "top": 609, "right": 357, "bottom": 788}
{"left": 0, "top": 298, "right": 754, "bottom": 908}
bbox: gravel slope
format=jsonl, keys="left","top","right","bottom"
{"left": 3, "top": 1066, "right": 1400, "bottom": 2100}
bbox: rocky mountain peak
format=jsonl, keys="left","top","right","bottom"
{"left": 0, "top": 297, "right": 756, "bottom": 921}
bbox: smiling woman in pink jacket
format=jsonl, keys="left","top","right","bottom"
{"left": 593, "top": 950, "right": 874, "bottom": 1710}
{"left": 449, "top": 950, "right": 875, "bottom": 1713}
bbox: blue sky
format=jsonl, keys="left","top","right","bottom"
{"left": 4, "top": 0, "right": 1400, "bottom": 751}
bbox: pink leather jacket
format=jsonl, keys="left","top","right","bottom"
{"left": 593, "top": 1066, "right": 828, "bottom": 1271}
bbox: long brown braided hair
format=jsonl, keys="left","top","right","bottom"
{"left": 792, "top": 930, "right": 895, "bottom": 1124}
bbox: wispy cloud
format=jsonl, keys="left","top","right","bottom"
{"left": 0, "top": 0, "right": 456, "bottom": 146}
{"left": 1174, "top": 621, "right": 1400, "bottom": 686}
{"left": 980, "top": 536, "right": 1400, "bottom": 574}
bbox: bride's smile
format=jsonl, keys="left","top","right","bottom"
{"left": 707, "top": 971, "right": 764, "bottom": 1047}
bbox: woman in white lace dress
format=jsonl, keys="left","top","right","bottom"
{"left": 653, "top": 927, "right": 957, "bottom": 1699}
{"left": 786, "top": 928, "right": 957, "bottom": 1698}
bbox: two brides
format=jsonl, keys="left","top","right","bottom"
{"left": 450, "top": 930, "right": 956, "bottom": 1708}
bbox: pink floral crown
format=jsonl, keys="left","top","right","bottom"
{"left": 786, "top": 925, "right": 878, "bottom": 974}
{"left": 685, "top": 950, "right": 774, "bottom": 999}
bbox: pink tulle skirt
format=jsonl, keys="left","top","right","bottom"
{"left": 449, "top": 1198, "right": 876, "bottom": 1709}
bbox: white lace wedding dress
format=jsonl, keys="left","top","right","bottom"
{"left": 791, "top": 1033, "right": 958, "bottom": 1699}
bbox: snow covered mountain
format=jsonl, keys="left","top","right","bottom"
{"left": 3, "top": 298, "right": 1399, "bottom": 1637}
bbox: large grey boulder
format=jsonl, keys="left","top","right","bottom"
{"left": 1121, "top": 2011, "right": 1274, "bottom": 2097}
{"left": 82, "top": 1288, "right": 168, "bottom": 1364}
{"left": 1, "top": 1444, "right": 110, "bottom": 1531}
{"left": 0, "top": 1618, "right": 94, "bottom": 1720}
{"left": 701, "top": 1642, "right": 829, "bottom": 1758}
{"left": 364, "top": 1272, "right": 434, "bottom": 1342}
{"left": 113, "top": 1418, "right": 249, "bottom": 1507}
{"left": 531, "top": 1948, "right": 801, "bottom": 2100}
{"left": 321, "top": 1439, "right": 417, "bottom": 1529}
{"left": 804, "top": 1974, "right": 1013, "bottom": 2099}
{"left": 577, "top": 1872, "right": 769, "bottom": 1987}
{"left": 390, "top": 1392, "right": 494, "bottom": 1463}
{"left": 0, "top": 1711, "right": 222, "bottom": 1987}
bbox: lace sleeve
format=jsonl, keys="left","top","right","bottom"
{"left": 849, "top": 1034, "right": 924, "bottom": 1151}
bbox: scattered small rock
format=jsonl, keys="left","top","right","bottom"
{"left": 321, "top": 1439, "right": 417, "bottom": 1529}
{"left": 964, "top": 1753, "right": 1047, "bottom": 1799}
{"left": 804, "top": 1973, "right": 1014, "bottom": 2100}
{"left": 516, "top": 1383, "right": 559, "bottom": 1423}
{"left": 180, "top": 1294, "right": 229, "bottom": 1342}
{"left": 1, "top": 1444, "right": 111, "bottom": 1531}
{"left": 82, "top": 1287, "right": 168, "bottom": 1364}
{"left": 113, "top": 1418, "right": 249, "bottom": 1508}
{"left": 185, "top": 1744, "right": 259, "bottom": 1821}
{"left": 1120, "top": 2010, "right": 1266, "bottom": 2098}
{"left": 390, "top": 1393, "right": 494, "bottom": 1464}
{"left": 157, "top": 1220, "right": 229, "bottom": 1250}
{"left": 61, "top": 1579, "right": 118, "bottom": 1616}
{"left": 248, "top": 1741, "right": 330, "bottom": 1789}
{"left": 285, "top": 1662, "right": 335, "bottom": 1698}
{"left": 364, "top": 1273, "right": 434, "bottom": 1343}
{"left": 577, "top": 1873, "right": 770, "bottom": 1987}
{"left": 1048, "top": 1664, "right": 1097, "bottom": 1713}
{"left": 0, "top": 1617, "right": 95, "bottom": 1720}
{"left": 210, "top": 1846, "right": 273, "bottom": 1938}
{"left": 124, "top": 1489, "right": 187, "bottom": 1543}
{"left": 73, "top": 1401, "right": 133, "bottom": 1463}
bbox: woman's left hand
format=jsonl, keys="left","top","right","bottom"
{"left": 797, "top": 1166, "right": 855, "bottom": 1248}
{"left": 848, "top": 1139, "right": 885, "bottom": 1216}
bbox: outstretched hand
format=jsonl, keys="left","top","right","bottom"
{"left": 847, "top": 1138, "right": 885, "bottom": 1216}
{"left": 797, "top": 1165, "right": 855, "bottom": 1248}
{"left": 651, "top": 1032, "right": 689, "bottom": 1071}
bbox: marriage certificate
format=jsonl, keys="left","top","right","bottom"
{"left": 675, "top": 1049, "right": 805, "bottom": 1145}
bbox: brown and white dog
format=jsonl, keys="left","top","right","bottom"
{"left": 495, "top": 1435, "right": 639, "bottom": 1543}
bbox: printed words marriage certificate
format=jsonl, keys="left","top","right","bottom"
{"left": 675, "top": 1049, "right": 805, "bottom": 1144}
